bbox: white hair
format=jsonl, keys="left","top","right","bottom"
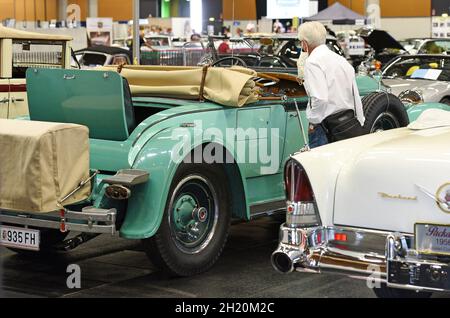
{"left": 298, "top": 22, "right": 327, "bottom": 48}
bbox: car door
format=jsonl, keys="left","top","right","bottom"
{"left": 0, "top": 78, "right": 9, "bottom": 119}
{"left": 236, "top": 104, "right": 287, "bottom": 177}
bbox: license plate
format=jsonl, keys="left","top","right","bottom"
{"left": 0, "top": 225, "right": 40, "bottom": 251}
{"left": 415, "top": 223, "right": 450, "bottom": 256}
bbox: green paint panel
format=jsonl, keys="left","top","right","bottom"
{"left": 26, "top": 68, "right": 131, "bottom": 141}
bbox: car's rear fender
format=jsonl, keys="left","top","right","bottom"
{"left": 120, "top": 127, "right": 250, "bottom": 240}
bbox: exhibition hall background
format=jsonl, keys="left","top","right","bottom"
{"left": 0, "top": 0, "right": 450, "bottom": 39}
{"left": 1, "top": 0, "right": 449, "bottom": 21}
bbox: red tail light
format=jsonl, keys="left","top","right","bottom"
{"left": 285, "top": 160, "right": 314, "bottom": 202}
{"left": 284, "top": 160, "right": 320, "bottom": 227}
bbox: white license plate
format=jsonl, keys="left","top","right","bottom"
{"left": 0, "top": 225, "right": 40, "bottom": 251}
{"left": 415, "top": 223, "right": 450, "bottom": 256}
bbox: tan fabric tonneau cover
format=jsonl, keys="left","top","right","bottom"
{"left": 0, "top": 25, "right": 72, "bottom": 41}
{"left": 102, "top": 65, "right": 260, "bottom": 107}
{"left": 0, "top": 120, "right": 90, "bottom": 213}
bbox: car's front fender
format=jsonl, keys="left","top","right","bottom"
{"left": 407, "top": 102, "right": 450, "bottom": 122}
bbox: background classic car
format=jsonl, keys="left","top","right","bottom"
{"left": 0, "top": 26, "right": 72, "bottom": 119}
{"left": 382, "top": 55, "right": 450, "bottom": 106}
{"left": 402, "top": 38, "right": 450, "bottom": 55}
{"left": 74, "top": 46, "right": 132, "bottom": 69}
{"left": 272, "top": 109, "right": 450, "bottom": 298}
{"left": 0, "top": 65, "right": 445, "bottom": 277}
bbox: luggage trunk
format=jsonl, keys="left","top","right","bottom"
{"left": 0, "top": 119, "right": 90, "bottom": 213}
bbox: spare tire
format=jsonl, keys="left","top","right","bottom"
{"left": 362, "top": 92, "right": 409, "bottom": 134}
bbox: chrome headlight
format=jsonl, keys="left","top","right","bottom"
{"left": 399, "top": 89, "right": 424, "bottom": 106}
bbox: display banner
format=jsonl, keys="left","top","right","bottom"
{"left": 86, "top": 17, "right": 114, "bottom": 47}
{"left": 266, "top": 0, "right": 316, "bottom": 19}
{"left": 432, "top": 15, "right": 450, "bottom": 38}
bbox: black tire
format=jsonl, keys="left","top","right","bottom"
{"left": 372, "top": 284, "right": 433, "bottom": 298}
{"left": 440, "top": 97, "right": 450, "bottom": 106}
{"left": 5, "top": 228, "right": 69, "bottom": 257}
{"left": 362, "top": 92, "right": 409, "bottom": 134}
{"left": 143, "top": 162, "right": 231, "bottom": 277}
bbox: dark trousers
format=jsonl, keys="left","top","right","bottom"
{"left": 308, "top": 125, "right": 329, "bottom": 149}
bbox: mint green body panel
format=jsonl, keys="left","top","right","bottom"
{"left": 26, "top": 69, "right": 132, "bottom": 141}
{"left": 355, "top": 75, "right": 382, "bottom": 95}
{"left": 25, "top": 69, "right": 442, "bottom": 240}
{"left": 406, "top": 102, "right": 450, "bottom": 122}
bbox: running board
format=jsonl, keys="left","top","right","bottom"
{"left": 250, "top": 200, "right": 286, "bottom": 218}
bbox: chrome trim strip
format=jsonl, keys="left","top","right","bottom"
{"left": 250, "top": 200, "right": 285, "bottom": 216}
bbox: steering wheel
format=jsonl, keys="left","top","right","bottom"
{"left": 211, "top": 57, "right": 248, "bottom": 67}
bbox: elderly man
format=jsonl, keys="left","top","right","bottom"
{"left": 297, "top": 22, "right": 365, "bottom": 148}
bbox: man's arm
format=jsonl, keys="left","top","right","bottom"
{"left": 303, "top": 61, "right": 329, "bottom": 124}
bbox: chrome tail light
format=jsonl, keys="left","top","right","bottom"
{"left": 284, "top": 159, "right": 320, "bottom": 227}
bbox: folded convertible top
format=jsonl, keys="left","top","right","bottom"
{"left": 101, "top": 65, "right": 260, "bottom": 107}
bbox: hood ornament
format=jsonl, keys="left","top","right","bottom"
{"left": 416, "top": 184, "right": 450, "bottom": 213}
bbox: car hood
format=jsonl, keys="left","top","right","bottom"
{"left": 358, "top": 28, "right": 405, "bottom": 52}
{"left": 292, "top": 120, "right": 450, "bottom": 233}
{"left": 383, "top": 78, "right": 449, "bottom": 101}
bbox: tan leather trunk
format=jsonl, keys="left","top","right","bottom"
{"left": 0, "top": 119, "right": 90, "bottom": 213}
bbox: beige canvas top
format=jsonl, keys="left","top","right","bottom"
{"left": 0, "top": 25, "right": 72, "bottom": 41}
{"left": 101, "top": 65, "right": 260, "bottom": 107}
{"left": 0, "top": 119, "right": 90, "bottom": 213}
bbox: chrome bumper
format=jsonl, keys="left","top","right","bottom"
{"left": 272, "top": 224, "right": 450, "bottom": 293}
{"left": 0, "top": 207, "right": 117, "bottom": 235}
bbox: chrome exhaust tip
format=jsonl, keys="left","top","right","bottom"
{"left": 271, "top": 247, "right": 303, "bottom": 274}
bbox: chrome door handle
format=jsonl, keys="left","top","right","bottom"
{"left": 0, "top": 98, "right": 8, "bottom": 104}
{"left": 11, "top": 97, "right": 25, "bottom": 103}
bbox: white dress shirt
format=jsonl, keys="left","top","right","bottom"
{"left": 303, "top": 45, "right": 365, "bottom": 125}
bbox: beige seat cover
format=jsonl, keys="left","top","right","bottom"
{"left": 101, "top": 65, "right": 260, "bottom": 107}
{"left": 0, "top": 119, "right": 90, "bottom": 213}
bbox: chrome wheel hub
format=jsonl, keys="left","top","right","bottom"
{"left": 168, "top": 175, "right": 219, "bottom": 254}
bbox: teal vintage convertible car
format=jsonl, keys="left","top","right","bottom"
{"left": 1, "top": 65, "right": 449, "bottom": 277}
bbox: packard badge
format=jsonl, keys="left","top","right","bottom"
{"left": 378, "top": 192, "right": 417, "bottom": 201}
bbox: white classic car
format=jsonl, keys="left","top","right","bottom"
{"left": 272, "top": 109, "right": 450, "bottom": 298}
{"left": 382, "top": 55, "right": 450, "bottom": 106}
